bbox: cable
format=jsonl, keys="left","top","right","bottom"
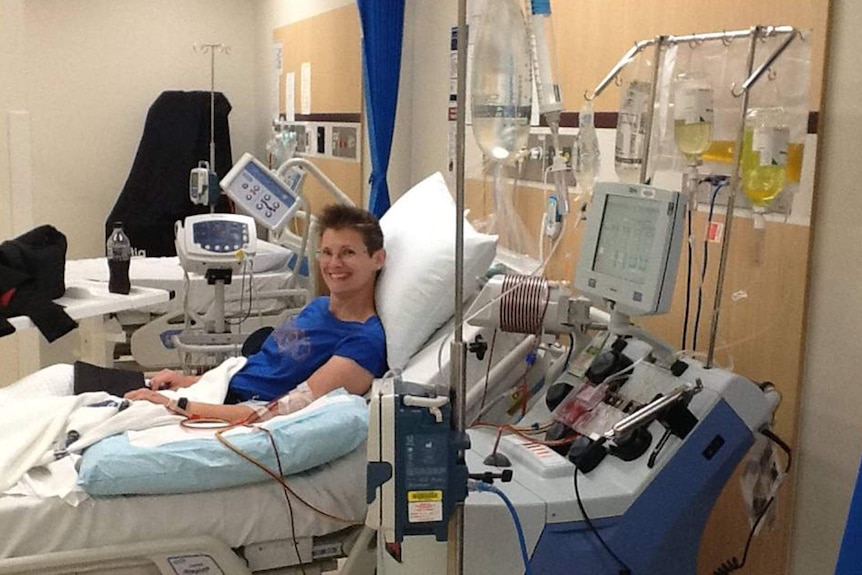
{"left": 693, "top": 179, "right": 726, "bottom": 351}
{"left": 563, "top": 332, "right": 575, "bottom": 371}
{"left": 226, "top": 258, "right": 256, "bottom": 328}
{"left": 479, "top": 329, "right": 499, "bottom": 413}
{"left": 213, "top": 420, "right": 359, "bottom": 525}
{"left": 681, "top": 201, "right": 693, "bottom": 350}
{"left": 433, "top": 190, "right": 585, "bottom": 384}
{"left": 573, "top": 467, "right": 632, "bottom": 575}
{"left": 263, "top": 424, "right": 306, "bottom": 575}
{"left": 473, "top": 481, "right": 533, "bottom": 575}
{"left": 712, "top": 428, "right": 792, "bottom": 575}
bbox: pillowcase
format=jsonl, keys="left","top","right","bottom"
{"left": 77, "top": 392, "right": 367, "bottom": 496}
{"left": 376, "top": 172, "right": 497, "bottom": 370}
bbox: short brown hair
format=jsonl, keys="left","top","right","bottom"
{"left": 317, "top": 204, "right": 384, "bottom": 254}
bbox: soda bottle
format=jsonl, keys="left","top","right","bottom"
{"left": 106, "top": 222, "right": 132, "bottom": 294}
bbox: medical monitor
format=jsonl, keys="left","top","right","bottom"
{"left": 175, "top": 213, "right": 258, "bottom": 274}
{"left": 574, "top": 182, "right": 686, "bottom": 316}
{"left": 220, "top": 152, "right": 304, "bottom": 232}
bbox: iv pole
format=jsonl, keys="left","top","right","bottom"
{"left": 447, "top": 0, "right": 468, "bottom": 573}
{"left": 194, "top": 42, "right": 230, "bottom": 213}
{"left": 583, "top": 26, "right": 800, "bottom": 368}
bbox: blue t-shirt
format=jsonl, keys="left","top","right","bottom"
{"left": 228, "top": 297, "right": 387, "bottom": 401}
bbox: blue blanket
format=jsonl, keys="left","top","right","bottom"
{"left": 78, "top": 392, "right": 368, "bottom": 496}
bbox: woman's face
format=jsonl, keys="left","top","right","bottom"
{"left": 318, "top": 227, "right": 384, "bottom": 299}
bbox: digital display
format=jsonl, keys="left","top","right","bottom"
{"left": 592, "top": 194, "right": 659, "bottom": 286}
{"left": 192, "top": 220, "right": 249, "bottom": 252}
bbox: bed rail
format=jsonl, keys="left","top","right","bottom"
{"left": 0, "top": 535, "right": 251, "bottom": 575}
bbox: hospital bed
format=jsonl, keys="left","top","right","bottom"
{"left": 0, "top": 164, "right": 569, "bottom": 573}
{"left": 65, "top": 238, "right": 310, "bottom": 370}
{"left": 0, "top": 286, "right": 565, "bottom": 575}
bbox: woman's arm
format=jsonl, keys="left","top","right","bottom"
{"left": 146, "top": 369, "right": 201, "bottom": 390}
{"left": 306, "top": 355, "right": 374, "bottom": 399}
{"left": 126, "top": 355, "right": 373, "bottom": 423}
{"left": 124, "top": 388, "right": 254, "bottom": 423}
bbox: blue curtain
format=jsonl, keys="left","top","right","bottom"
{"left": 358, "top": 0, "right": 406, "bottom": 217}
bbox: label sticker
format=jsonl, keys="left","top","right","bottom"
{"left": 408, "top": 500, "right": 443, "bottom": 523}
{"left": 675, "top": 87, "right": 714, "bottom": 125}
{"left": 752, "top": 127, "right": 789, "bottom": 167}
{"left": 167, "top": 555, "right": 224, "bottom": 575}
{"left": 707, "top": 221, "right": 724, "bottom": 243}
{"left": 408, "top": 490, "right": 443, "bottom": 502}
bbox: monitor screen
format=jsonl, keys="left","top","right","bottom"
{"left": 592, "top": 194, "right": 659, "bottom": 286}
{"left": 574, "top": 182, "right": 685, "bottom": 316}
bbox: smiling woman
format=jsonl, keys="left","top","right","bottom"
{"left": 125, "top": 204, "right": 388, "bottom": 423}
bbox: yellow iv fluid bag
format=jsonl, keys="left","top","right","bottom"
{"left": 470, "top": 0, "right": 532, "bottom": 162}
{"left": 742, "top": 107, "right": 789, "bottom": 209}
{"left": 673, "top": 74, "right": 714, "bottom": 163}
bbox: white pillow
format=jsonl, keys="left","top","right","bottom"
{"left": 376, "top": 172, "right": 498, "bottom": 370}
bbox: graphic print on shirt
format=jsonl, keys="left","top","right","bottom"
{"left": 273, "top": 316, "right": 312, "bottom": 361}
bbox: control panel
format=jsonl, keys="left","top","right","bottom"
{"left": 220, "top": 152, "right": 304, "bottom": 232}
{"left": 174, "top": 213, "right": 257, "bottom": 274}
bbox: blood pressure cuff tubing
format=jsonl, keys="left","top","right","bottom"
{"left": 0, "top": 225, "right": 77, "bottom": 342}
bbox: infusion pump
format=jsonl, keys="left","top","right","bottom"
{"left": 175, "top": 213, "right": 257, "bottom": 275}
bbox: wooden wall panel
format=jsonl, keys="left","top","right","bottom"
{"left": 272, "top": 5, "right": 362, "bottom": 115}
{"left": 297, "top": 156, "right": 362, "bottom": 210}
{"left": 272, "top": 5, "right": 362, "bottom": 213}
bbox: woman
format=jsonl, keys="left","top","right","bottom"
{"left": 125, "top": 203, "right": 387, "bottom": 423}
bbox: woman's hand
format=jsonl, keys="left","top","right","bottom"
{"left": 146, "top": 369, "right": 199, "bottom": 391}
{"left": 124, "top": 387, "right": 171, "bottom": 407}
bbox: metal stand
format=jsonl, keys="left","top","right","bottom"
{"left": 447, "top": 1, "right": 468, "bottom": 574}
{"left": 584, "top": 26, "right": 803, "bottom": 367}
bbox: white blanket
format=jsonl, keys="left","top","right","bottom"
{"left": 0, "top": 357, "right": 246, "bottom": 503}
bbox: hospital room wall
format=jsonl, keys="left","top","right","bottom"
{"left": 253, "top": 0, "right": 415, "bottom": 208}
{"left": 0, "top": 0, "right": 260, "bottom": 384}
{"left": 402, "top": 0, "right": 858, "bottom": 572}
{"left": 0, "top": 0, "right": 260, "bottom": 259}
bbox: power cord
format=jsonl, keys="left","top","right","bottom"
{"left": 712, "top": 427, "right": 792, "bottom": 575}
{"left": 693, "top": 178, "right": 727, "bottom": 351}
{"left": 681, "top": 201, "right": 694, "bottom": 350}
{"left": 479, "top": 328, "right": 499, "bottom": 413}
{"left": 563, "top": 332, "right": 575, "bottom": 371}
{"left": 573, "top": 467, "right": 632, "bottom": 575}
{"left": 471, "top": 480, "right": 533, "bottom": 575}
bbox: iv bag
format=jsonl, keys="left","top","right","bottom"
{"left": 614, "top": 52, "right": 654, "bottom": 183}
{"left": 470, "top": 0, "right": 532, "bottom": 162}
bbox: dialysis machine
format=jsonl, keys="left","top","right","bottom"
{"left": 367, "top": 182, "right": 781, "bottom": 574}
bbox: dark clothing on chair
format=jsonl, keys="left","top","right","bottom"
{"left": 105, "top": 91, "right": 234, "bottom": 257}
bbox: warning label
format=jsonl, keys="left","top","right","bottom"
{"left": 407, "top": 491, "right": 443, "bottom": 523}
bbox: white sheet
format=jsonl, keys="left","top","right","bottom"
{"left": 0, "top": 358, "right": 245, "bottom": 501}
{"left": 0, "top": 444, "right": 367, "bottom": 560}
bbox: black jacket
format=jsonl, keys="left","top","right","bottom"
{"left": 0, "top": 225, "right": 77, "bottom": 342}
